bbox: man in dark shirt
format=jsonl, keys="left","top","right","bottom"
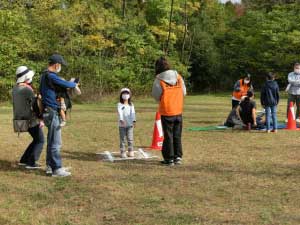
{"left": 40, "top": 54, "right": 76, "bottom": 177}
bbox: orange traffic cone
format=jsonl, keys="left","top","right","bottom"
{"left": 286, "top": 102, "right": 299, "bottom": 130}
{"left": 150, "top": 112, "right": 164, "bottom": 150}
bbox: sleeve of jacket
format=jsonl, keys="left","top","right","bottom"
{"left": 117, "top": 103, "right": 124, "bottom": 121}
{"left": 152, "top": 78, "right": 162, "bottom": 102}
{"left": 131, "top": 104, "right": 136, "bottom": 122}
{"left": 49, "top": 73, "right": 76, "bottom": 89}
{"left": 276, "top": 83, "right": 280, "bottom": 104}
{"left": 233, "top": 80, "right": 241, "bottom": 92}
{"left": 288, "top": 73, "right": 300, "bottom": 86}
{"left": 181, "top": 77, "right": 187, "bottom": 96}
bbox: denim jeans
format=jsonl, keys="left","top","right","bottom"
{"left": 119, "top": 126, "right": 134, "bottom": 152}
{"left": 265, "top": 105, "right": 278, "bottom": 131}
{"left": 161, "top": 115, "right": 183, "bottom": 161}
{"left": 20, "top": 125, "right": 44, "bottom": 166}
{"left": 43, "top": 107, "right": 62, "bottom": 171}
{"left": 287, "top": 94, "right": 300, "bottom": 119}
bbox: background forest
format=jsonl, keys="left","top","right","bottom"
{"left": 1, "top": 0, "right": 300, "bottom": 101}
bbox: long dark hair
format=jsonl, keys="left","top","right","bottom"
{"left": 242, "top": 74, "right": 252, "bottom": 87}
{"left": 119, "top": 91, "right": 132, "bottom": 105}
{"left": 155, "top": 57, "right": 171, "bottom": 75}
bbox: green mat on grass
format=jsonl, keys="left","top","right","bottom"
{"left": 187, "top": 126, "right": 229, "bottom": 131}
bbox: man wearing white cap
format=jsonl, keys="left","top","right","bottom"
{"left": 12, "top": 66, "right": 45, "bottom": 169}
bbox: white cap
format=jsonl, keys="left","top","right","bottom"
{"left": 120, "top": 88, "right": 131, "bottom": 94}
{"left": 16, "top": 66, "right": 35, "bottom": 84}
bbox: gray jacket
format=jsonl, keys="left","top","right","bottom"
{"left": 151, "top": 70, "right": 187, "bottom": 102}
{"left": 288, "top": 72, "right": 300, "bottom": 95}
{"left": 12, "top": 85, "right": 39, "bottom": 128}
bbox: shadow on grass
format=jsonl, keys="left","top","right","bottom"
{"left": 63, "top": 150, "right": 98, "bottom": 162}
{"left": 185, "top": 162, "right": 300, "bottom": 178}
{"left": 0, "top": 159, "right": 21, "bottom": 172}
{"left": 0, "top": 159, "right": 47, "bottom": 176}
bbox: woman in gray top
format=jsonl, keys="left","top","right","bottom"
{"left": 286, "top": 62, "right": 300, "bottom": 122}
{"left": 12, "top": 66, "right": 44, "bottom": 169}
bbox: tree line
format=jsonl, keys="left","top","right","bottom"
{"left": 1, "top": 0, "right": 300, "bottom": 101}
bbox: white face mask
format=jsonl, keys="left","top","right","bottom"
{"left": 56, "top": 64, "right": 62, "bottom": 73}
{"left": 294, "top": 69, "right": 300, "bottom": 74}
{"left": 122, "top": 94, "right": 130, "bottom": 100}
{"left": 26, "top": 78, "right": 33, "bottom": 84}
{"left": 244, "top": 79, "right": 250, "bottom": 84}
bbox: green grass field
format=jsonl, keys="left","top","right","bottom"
{"left": 0, "top": 95, "right": 300, "bottom": 225}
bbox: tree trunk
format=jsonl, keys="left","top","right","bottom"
{"left": 122, "top": 0, "right": 126, "bottom": 18}
{"left": 187, "top": 28, "right": 195, "bottom": 64}
{"left": 181, "top": 0, "right": 188, "bottom": 62}
{"left": 165, "top": 0, "right": 174, "bottom": 55}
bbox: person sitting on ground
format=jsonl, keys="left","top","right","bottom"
{"left": 236, "top": 91, "right": 257, "bottom": 129}
{"left": 232, "top": 74, "right": 253, "bottom": 109}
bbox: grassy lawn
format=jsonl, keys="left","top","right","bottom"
{"left": 0, "top": 94, "right": 300, "bottom": 225}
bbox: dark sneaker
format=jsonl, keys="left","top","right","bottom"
{"left": 174, "top": 157, "right": 182, "bottom": 165}
{"left": 25, "top": 164, "right": 42, "bottom": 170}
{"left": 160, "top": 160, "right": 174, "bottom": 166}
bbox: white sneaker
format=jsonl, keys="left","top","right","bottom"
{"left": 46, "top": 166, "right": 71, "bottom": 175}
{"left": 127, "top": 151, "right": 134, "bottom": 158}
{"left": 52, "top": 168, "right": 71, "bottom": 177}
{"left": 121, "top": 152, "right": 127, "bottom": 158}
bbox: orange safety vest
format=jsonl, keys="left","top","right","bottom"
{"left": 159, "top": 75, "right": 184, "bottom": 116}
{"left": 232, "top": 79, "right": 250, "bottom": 100}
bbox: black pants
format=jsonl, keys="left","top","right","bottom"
{"left": 161, "top": 115, "right": 183, "bottom": 161}
{"left": 232, "top": 99, "right": 240, "bottom": 109}
{"left": 20, "top": 125, "right": 44, "bottom": 166}
{"left": 286, "top": 94, "right": 300, "bottom": 119}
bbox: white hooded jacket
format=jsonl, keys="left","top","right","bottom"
{"left": 151, "top": 70, "right": 187, "bottom": 102}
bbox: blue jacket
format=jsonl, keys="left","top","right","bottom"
{"left": 40, "top": 71, "right": 76, "bottom": 110}
{"left": 260, "top": 80, "right": 280, "bottom": 107}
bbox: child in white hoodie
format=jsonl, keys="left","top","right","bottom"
{"left": 117, "top": 88, "right": 136, "bottom": 158}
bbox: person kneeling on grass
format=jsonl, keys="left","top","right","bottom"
{"left": 236, "top": 91, "right": 257, "bottom": 129}
{"left": 117, "top": 88, "right": 136, "bottom": 158}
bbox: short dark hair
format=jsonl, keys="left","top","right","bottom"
{"left": 294, "top": 62, "right": 300, "bottom": 67}
{"left": 266, "top": 72, "right": 275, "bottom": 80}
{"left": 247, "top": 90, "right": 254, "bottom": 98}
{"left": 155, "top": 57, "right": 171, "bottom": 75}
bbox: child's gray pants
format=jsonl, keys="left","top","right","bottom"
{"left": 119, "top": 126, "right": 134, "bottom": 152}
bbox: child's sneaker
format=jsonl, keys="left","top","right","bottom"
{"left": 127, "top": 150, "right": 134, "bottom": 158}
{"left": 272, "top": 129, "right": 278, "bottom": 133}
{"left": 266, "top": 130, "right": 271, "bottom": 133}
{"left": 120, "top": 151, "right": 127, "bottom": 158}
{"left": 60, "top": 120, "right": 66, "bottom": 127}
